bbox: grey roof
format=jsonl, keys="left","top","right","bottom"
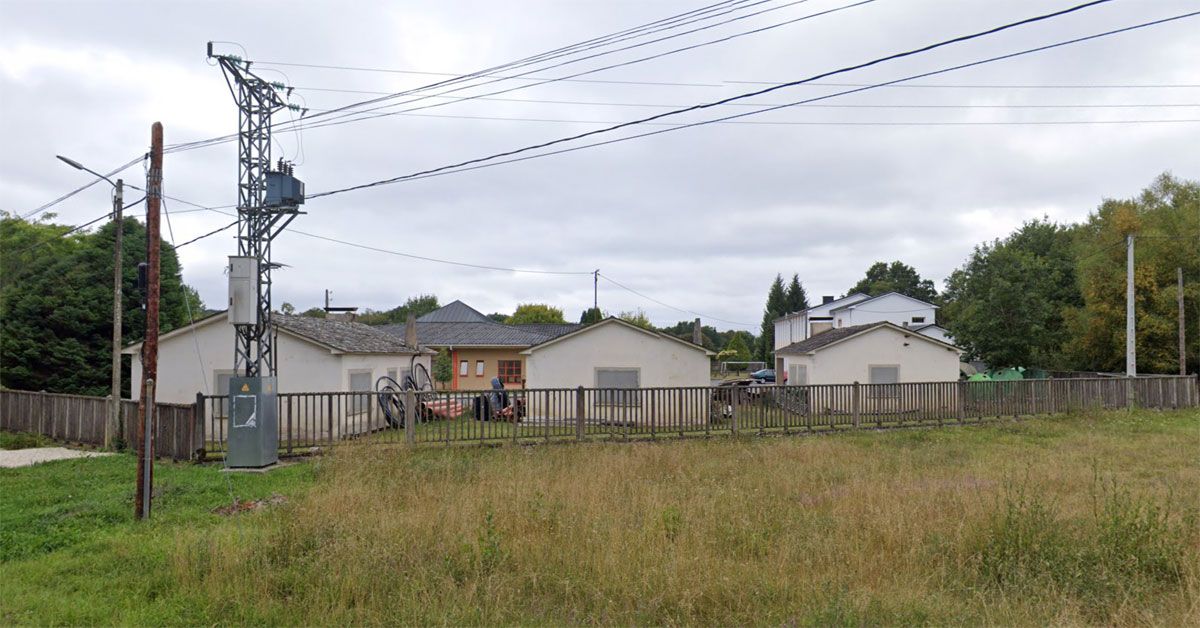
{"left": 775, "top": 322, "right": 888, "bottom": 355}
{"left": 417, "top": 300, "right": 492, "bottom": 323}
{"left": 275, "top": 315, "right": 422, "bottom": 354}
{"left": 513, "top": 323, "right": 581, "bottom": 339}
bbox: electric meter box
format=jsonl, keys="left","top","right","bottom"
{"left": 227, "top": 376, "right": 278, "bottom": 468}
{"left": 265, "top": 172, "right": 305, "bottom": 207}
{"left": 228, "top": 256, "right": 257, "bottom": 325}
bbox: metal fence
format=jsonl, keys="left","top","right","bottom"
{"left": 194, "top": 375, "right": 1199, "bottom": 454}
{"left": 0, "top": 389, "right": 200, "bottom": 460}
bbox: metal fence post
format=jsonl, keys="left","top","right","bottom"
{"left": 730, "top": 387, "right": 739, "bottom": 436}
{"left": 404, "top": 389, "right": 416, "bottom": 445}
{"left": 852, "top": 382, "right": 861, "bottom": 429}
{"left": 192, "top": 392, "right": 203, "bottom": 461}
{"left": 575, "top": 386, "right": 585, "bottom": 441}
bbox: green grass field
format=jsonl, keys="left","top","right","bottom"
{"left": 2, "top": 408, "right": 1197, "bottom": 625}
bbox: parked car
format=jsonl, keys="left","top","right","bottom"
{"left": 749, "top": 368, "right": 775, "bottom": 383}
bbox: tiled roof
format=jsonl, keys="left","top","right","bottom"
{"left": 416, "top": 300, "right": 492, "bottom": 323}
{"left": 275, "top": 315, "right": 422, "bottom": 354}
{"left": 513, "top": 323, "right": 581, "bottom": 339}
{"left": 775, "top": 322, "right": 888, "bottom": 355}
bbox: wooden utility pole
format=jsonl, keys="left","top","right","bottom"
{"left": 108, "top": 179, "right": 124, "bottom": 448}
{"left": 135, "top": 122, "right": 162, "bottom": 520}
{"left": 1180, "top": 267, "right": 1187, "bottom": 375}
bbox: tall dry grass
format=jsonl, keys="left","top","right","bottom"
{"left": 174, "top": 410, "right": 1200, "bottom": 625}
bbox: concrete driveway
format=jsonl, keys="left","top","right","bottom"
{"left": 0, "top": 447, "right": 113, "bottom": 468}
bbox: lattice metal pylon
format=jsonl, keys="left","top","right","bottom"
{"left": 210, "top": 45, "right": 301, "bottom": 377}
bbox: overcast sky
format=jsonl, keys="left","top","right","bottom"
{"left": 3, "top": 0, "right": 1198, "bottom": 330}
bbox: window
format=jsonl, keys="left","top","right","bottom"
{"left": 349, "top": 370, "right": 372, "bottom": 413}
{"left": 387, "top": 368, "right": 397, "bottom": 383}
{"left": 498, "top": 360, "right": 522, "bottom": 384}
{"left": 788, "top": 364, "right": 807, "bottom": 386}
{"left": 596, "top": 368, "right": 640, "bottom": 406}
{"left": 459, "top": 360, "right": 468, "bottom": 376}
{"left": 911, "top": 316, "right": 926, "bottom": 324}
{"left": 475, "top": 360, "right": 485, "bottom": 376}
{"left": 869, "top": 365, "right": 899, "bottom": 398}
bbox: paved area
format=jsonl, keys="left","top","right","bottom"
{"left": 0, "top": 447, "right": 114, "bottom": 468}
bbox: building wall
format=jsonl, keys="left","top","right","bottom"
{"left": 128, "top": 315, "right": 428, "bottom": 398}
{"left": 834, "top": 294, "right": 936, "bottom": 329}
{"left": 524, "top": 322, "right": 710, "bottom": 390}
{"left": 916, "top": 326, "right": 954, "bottom": 345}
{"left": 780, "top": 326, "right": 960, "bottom": 386}
{"left": 449, "top": 347, "right": 527, "bottom": 390}
{"left": 773, "top": 314, "right": 808, "bottom": 350}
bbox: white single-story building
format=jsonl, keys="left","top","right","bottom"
{"left": 520, "top": 317, "right": 714, "bottom": 390}
{"left": 517, "top": 317, "right": 714, "bottom": 425}
{"left": 125, "top": 311, "right": 432, "bottom": 403}
{"left": 775, "top": 321, "right": 961, "bottom": 386}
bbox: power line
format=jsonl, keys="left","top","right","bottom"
{"left": 302, "top": 109, "right": 1200, "bottom": 127}
{"left": 598, "top": 273, "right": 756, "bottom": 327}
{"left": 165, "top": 0, "right": 869, "bottom": 155}
{"left": 281, "top": 0, "right": 811, "bottom": 126}
{"left": 6, "top": 196, "right": 146, "bottom": 258}
{"left": 726, "top": 80, "right": 1200, "bottom": 89}
{"left": 295, "top": 87, "right": 1200, "bottom": 110}
{"left": 283, "top": 229, "right": 594, "bottom": 275}
{"left": 172, "top": 219, "right": 239, "bottom": 248}
{"left": 20, "top": 154, "right": 146, "bottom": 220}
{"left": 264, "top": 0, "right": 876, "bottom": 140}
{"left": 165, "top": 1, "right": 772, "bottom": 155}
{"left": 310, "top": 0, "right": 1162, "bottom": 199}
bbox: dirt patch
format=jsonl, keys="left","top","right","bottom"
{"left": 212, "top": 493, "right": 288, "bottom": 516}
{"left": 0, "top": 447, "right": 113, "bottom": 468}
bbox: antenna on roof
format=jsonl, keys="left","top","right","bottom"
{"left": 323, "top": 289, "right": 359, "bottom": 314}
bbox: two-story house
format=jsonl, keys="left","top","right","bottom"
{"left": 772, "top": 292, "right": 954, "bottom": 380}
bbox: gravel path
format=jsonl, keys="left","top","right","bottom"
{"left": 0, "top": 447, "right": 113, "bottom": 468}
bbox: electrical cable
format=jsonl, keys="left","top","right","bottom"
{"left": 598, "top": 273, "right": 757, "bottom": 327}
{"left": 172, "top": 219, "right": 240, "bottom": 248}
{"left": 282, "top": 229, "right": 594, "bottom": 275}
{"left": 164, "top": 1, "right": 762, "bottom": 154}
{"left": 262, "top": 0, "right": 875, "bottom": 139}
{"left": 20, "top": 154, "right": 147, "bottom": 220}
{"left": 294, "top": 87, "right": 1200, "bottom": 110}
{"left": 299, "top": 109, "right": 1200, "bottom": 127}
{"left": 167, "top": 0, "right": 869, "bottom": 154}
{"left": 275, "top": 0, "right": 770, "bottom": 122}
{"left": 6, "top": 196, "right": 147, "bottom": 258}
{"left": 310, "top": 0, "right": 1175, "bottom": 199}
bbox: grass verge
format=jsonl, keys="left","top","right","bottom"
{"left": 2, "top": 408, "right": 1198, "bottom": 625}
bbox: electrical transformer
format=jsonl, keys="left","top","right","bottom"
{"left": 265, "top": 171, "right": 305, "bottom": 207}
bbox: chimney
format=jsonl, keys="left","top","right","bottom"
{"left": 822, "top": 295, "right": 835, "bottom": 305}
{"left": 692, "top": 317, "right": 702, "bottom": 346}
{"left": 405, "top": 313, "right": 418, "bottom": 348}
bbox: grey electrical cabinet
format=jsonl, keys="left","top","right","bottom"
{"left": 228, "top": 256, "right": 257, "bottom": 325}
{"left": 227, "top": 376, "right": 278, "bottom": 468}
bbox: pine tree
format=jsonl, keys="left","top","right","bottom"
{"left": 784, "top": 274, "right": 808, "bottom": 314}
{"left": 757, "top": 274, "right": 787, "bottom": 361}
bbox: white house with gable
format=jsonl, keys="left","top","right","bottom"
{"left": 773, "top": 292, "right": 955, "bottom": 381}
{"left": 776, "top": 321, "right": 961, "bottom": 386}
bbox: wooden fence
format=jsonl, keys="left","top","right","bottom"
{"left": 194, "top": 375, "right": 1198, "bottom": 453}
{"left": 0, "top": 389, "right": 200, "bottom": 461}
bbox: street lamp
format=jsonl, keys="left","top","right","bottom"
{"left": 58, "top": 155, "right": 125, "bottom": 449}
